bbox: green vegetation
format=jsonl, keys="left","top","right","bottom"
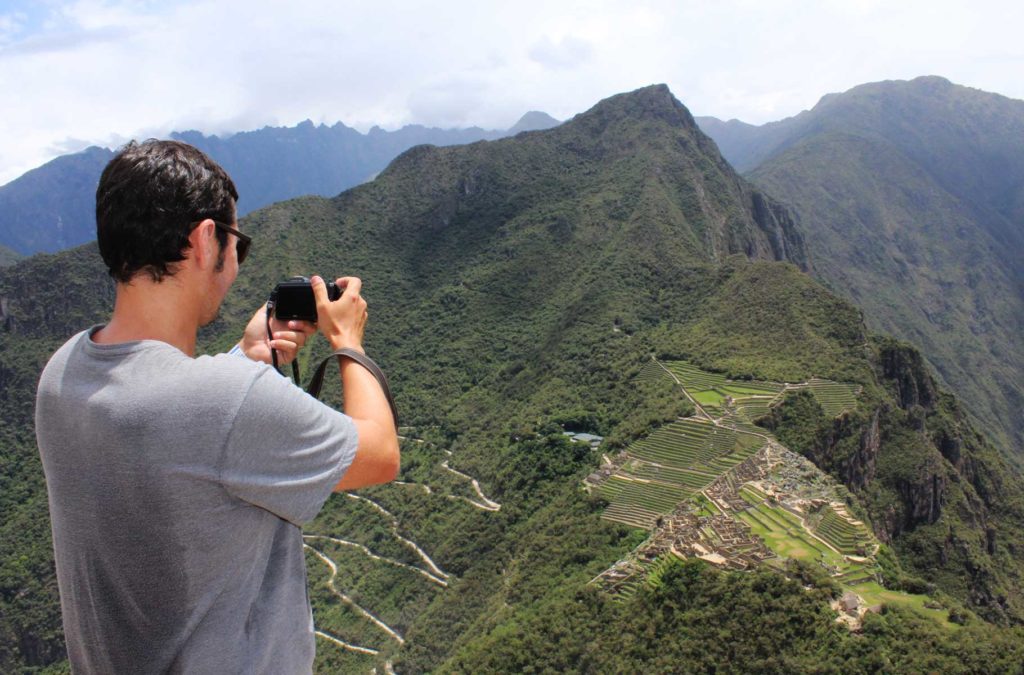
{"left": 1, "top": 83, "right": 1023, "bottom": 672}
{"left": 721, "top": 76, "right": 1024, "bottom": 460}
{"left": 444, "top": 558, "right": 1024, "bottom": 673}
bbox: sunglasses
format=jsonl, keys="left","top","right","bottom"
{"left": 213, "top": 220, "right": 252, "bottom": 264}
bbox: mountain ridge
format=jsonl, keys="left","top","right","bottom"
{"left": 0, "top": 113, "right": 559, "bottom": 256}
{"left": 695, "top": 76, "right": 1024, "bottom": 461}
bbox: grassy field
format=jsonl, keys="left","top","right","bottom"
{"left": 691, "top": 389, "right": 726, "bottom": 406}
{"left": 851, "top": 581, "right": 955, "bottom": 628}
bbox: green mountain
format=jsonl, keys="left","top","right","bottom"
{"left": 0, "top": 113, "right": 559, "bottom": 256}
{"left": 698, "top": 77, "right": 1024, "bottom": 461}
{"left": 2, "top": 85, "right": 1024, "bottom": 672}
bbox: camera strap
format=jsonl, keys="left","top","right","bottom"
{"left": 265, "top": 299, "right": 398, "bottom": 427}
{"left": 306, "top": 349, "right": 399, "bottom": 428}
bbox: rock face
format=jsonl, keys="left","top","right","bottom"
{"left": 748, "top": 191, "right": 809, "bottom": 270}
{"left": 849, "top": 409, "right": 880, "bottom": 492}
{"left": 878, "top": 343, "right": 937, "bottom": 410}
{"left": 765, "top": 335, "right": 1024, "bottom": 620}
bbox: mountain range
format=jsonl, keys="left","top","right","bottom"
{"left": 697, "top": 76, "right": 1024, "bottom": 462}
{"left": 0, "top": 111, "right": 560, "bottom": 256}
{"left": 2, "top": 83, "right": 1023, "bottom": 671}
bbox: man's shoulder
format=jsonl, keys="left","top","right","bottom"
{"left": 37, "top": 329, "right": 93, "bottom": 390}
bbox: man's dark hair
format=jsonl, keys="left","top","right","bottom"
{"left": 96, "top": 139, "right": 239, "bottom": 283}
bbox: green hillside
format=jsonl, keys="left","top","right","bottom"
{"left": 699, "top": 76, "right": 1024, "bottom": 461}
{"left": 2, "top": 85, "right": 1023, "bottom": 672}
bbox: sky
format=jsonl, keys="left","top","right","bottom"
{"left": 1, "top": 0, "right": 1022, "bottom": 184}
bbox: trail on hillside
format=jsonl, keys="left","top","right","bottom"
{"left": 440, "top": 459, "right": 502, "bottom": 511}
{"left": 305, "top": 543, "right": 406, "bottom": 645}
{"left": 303, "top": 534, "right": 448, "bottom": 587}
{"left": 397, "top": 433, "right": 501, "bottom": 510}
{"left": 655, "top": 359, "right": 714, "bottom": 421}
{"left": 393, "top": 480, "right": 432, "bottom": 494}
{"left": 344, "top": 493, "right": 450, "bottom": 580}
{"left": 315, "top": 630, "right": 380, "bottom": 655}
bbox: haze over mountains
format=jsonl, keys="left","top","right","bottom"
{"left": 2, "top": 82, "right": 1024, "bottom": 672}
{"left": 697, "top": 76, "right": 1024, "bottom": 460}
{"left": 0, "top": 111, "right": 560, "bottom": 255}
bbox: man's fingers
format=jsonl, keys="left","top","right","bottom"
{"left": 311, "top": 275, "right": 330, "bottom": 309}
{"left": 269, "top": 339, "right": 300, "bottom": 364}
{"left": 273, "top": 331, "right": 306, "bottom": 346}
{"left": 270, "top": 339, "right": 298, "bottom": 352}
{"left": 337, "top": 276, "right": 361, "bottom": 299}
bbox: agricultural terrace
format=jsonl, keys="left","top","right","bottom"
{"left": 736, "top": 486, "right": 853, "bottom": 572}
{"left": 595, "top": 418, "right": 765, "bottom": 528}
{"left": 661, "top": 360, "right": 859, "bottom": 422}
{"left": 733, "top": 484, "right": 950, "bottom": 626}
{"left": 635, "top": 360, "right": 674, "bottom": 384}
{"left": 805, "top": 379, "right": 859, "bottom": 417}
{"left": 811, "top": 505, "right": 874, "bottom": 557}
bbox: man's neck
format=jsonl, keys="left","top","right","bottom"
{"left": 94, "top": 277, "right": 202, "bottom": 356}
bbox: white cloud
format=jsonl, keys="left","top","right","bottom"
{"left": 1, "top": 0, "right": 1023, "bottom": 184}
{"left": 528, "top": 35, "right": 593, "bottom": 70}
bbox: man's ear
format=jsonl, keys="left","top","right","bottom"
{"left": 187, "top": 219, "right": 217, "bottom": 270}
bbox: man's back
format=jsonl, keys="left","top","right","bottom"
{"left": 36, "top": 328, "right": 357, "bottom": 673}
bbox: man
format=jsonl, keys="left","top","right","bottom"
{"left": 35, "top": 139, "right": 399, "bottom": 673}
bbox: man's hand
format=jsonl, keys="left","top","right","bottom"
{"left": 237, "top": 304, "right": 316, "bottom": 365}
{"left": 312, "top": 275, "right": 399, "bottom": 491}
{"left": 312, "top": 275, "right": 367, "bottom": 353}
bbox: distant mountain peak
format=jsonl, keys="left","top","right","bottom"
{"left": 909, "top": 74, "right": 953, "bottom": 87}
{"left": 508, "top": 111, "right": 561, "bottom": 134}
{"left": 572, "top": 84, "right": 699, "bottom": 133}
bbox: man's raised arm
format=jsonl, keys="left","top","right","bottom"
{"left": 310, "top": 275, "right": 400, "bottom": 490}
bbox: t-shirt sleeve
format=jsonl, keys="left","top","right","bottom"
{"left": 219, "top": 367, "right": 358, "bottom": 526}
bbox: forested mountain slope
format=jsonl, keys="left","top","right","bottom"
{"left": 2, "top": 85, "right": 1023, "bottom": 672}
{"left": 699, "top": 77, "right": 1024, "bottom": 460}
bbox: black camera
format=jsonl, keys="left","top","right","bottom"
{"left": 269, "top": 276, "right": 341, "bottom": 322}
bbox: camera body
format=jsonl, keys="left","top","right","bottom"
{"left": 270, "top": 276, "right": 340, "bottom": 322}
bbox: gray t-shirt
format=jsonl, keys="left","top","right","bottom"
{"left": 35, "top": 327, "right": 359, "bottom": 673}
